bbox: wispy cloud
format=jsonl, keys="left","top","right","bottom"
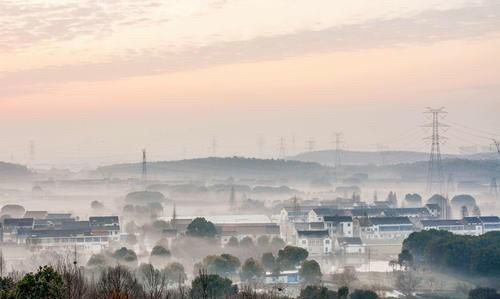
{"left": 1, "top": 0, "right": 499, "bottom": 98}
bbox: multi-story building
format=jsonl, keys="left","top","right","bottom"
{"left": 324, "top": 215, "right": 353, "bottom": 237}
{"left": 295, "top": 230, "right": 332, "bottom": 256}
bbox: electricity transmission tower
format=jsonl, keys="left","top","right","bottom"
{"left": 424, "top": 107, "right": 448, "bottom": 194}
{"left": 278, "top": 137, "right": 286, "bottom": 159}
{"left": 211, "top": 136, "right": 217, "bottom": 157}
{"left": 491, "top": 139, "right": 500, "bottom": 199}
{"left": 334, "top": 132, "right": 342, "bottom": 168}
{"left": 306, "top": 138, "right": 315, "bottom": 152}
{"left": 142, "top": 148, "right": 147, "bottom": 183}
{"left": 257, "top": 136, "right": 265, "bottom": 158}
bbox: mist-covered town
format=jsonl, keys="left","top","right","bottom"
{"left": 2, "top": 1, "right": 500, "bottom": 298}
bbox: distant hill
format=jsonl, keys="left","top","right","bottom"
{"left": 96, "top": 157, "right": 331, "bottom": 179}
{"left": 95, "top": 156, "right": 500, "bottom": 183}
{"left": 0, "top": 161, "right": 31, "bottom": 178}
{"left": 288, "top": 149, "right": 498, "bottom": 166}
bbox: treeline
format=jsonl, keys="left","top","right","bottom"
{"left": 0, "top": 263, "right": 383, "bottom": 299}
{"left": 402, "top": 230, "right": 500, "bottom": 276}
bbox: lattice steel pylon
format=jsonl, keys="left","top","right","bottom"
{"left": 142, "top": 148, "right": 147, "bottom": 183}
{"left": 424, "top": 107, "right": 448, "bottom": 194}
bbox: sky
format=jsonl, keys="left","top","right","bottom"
{"left": 1, "top": 0, "right": 500, "bottom": 167}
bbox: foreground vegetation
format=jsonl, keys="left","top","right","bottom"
{"left": 402, "top": 230, "right": 500, "bottom": 276}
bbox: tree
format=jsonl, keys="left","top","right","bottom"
{"left": 151, "top": 245, "right": 171, "bottom": 257}
{"left": 300, "top": 285, "right": 337, "bottom": 299}
{"left": 277, "top": 246, "right": 309, "bottom": 269}
{"left": 395, "top": 270, "right": 422, "bottom": 298}
{"left": 403, "top": 194, "right": 422, "bottom": 207}
{"left": 240, "top": 258, "right": 264, "bottom": 282}
{"left": 350, "top": 289, "right": 378, "bottom": 299}
{"left": 125, "top": 191, "right": 166, "bottom": 204}
{"left": 257, "top": 235, "right": 270, "bottom": 247}
{"left": 226, "top": 236, "right": 239, "bottom": 247}
{"left": 338, "top": 286, "right": 349, "bottom": 299}
{"left": 96, "top": 266, "right": 143, "bottom": 298}
{"left": 239, "top": 236, "right": 254, "bottom": 248}
{"left": 186, "top": 217, "right": 217, "bottom": 238}
{"left": 191, "top": 271, "right": 235, "bottom": 299}
{"left": 203, "top": 254, "right": 241, "bottom": 277}
{"left": 271, "top": 237, "right": 286, "bottom": 252}
{"left": 0, "top": 277, "right": 15, "bottom": 298}
{"left": 261, "top": 252, "right": 276, "bottom": 271}
{"left": 1, "top": 204, "right": 25, "bottom": 218}
{"left": 113, "top": 247, "right": 138, "bottom": 264}
{"left": 398, "top": 249, "right": 413, "bottom": 270}
{"left": 468, "top": 287, "right": 500, "bottom": 299}
{"left": 334, "top": 267, "right": 357, "bottom": 289}
{"left": 87, "top": 253, "right": 108, "bottom": 268}
{"left": 164, "top": 262, "right": 187, "bottom": 286}
{"left": 137, "top": 263, "right": 167, "bottom": 299}
{"left": 15, "top": 266, "right": 63, "bottom": 299}
{"left": 91, "top": 200, "right": 104, "bottom": 210}
{"left": 300, "top": 260, "right": 322, "bottom": 285}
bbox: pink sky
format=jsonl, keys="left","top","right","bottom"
{"left": 1, "top": 0, "right": 499, "bottom": 166}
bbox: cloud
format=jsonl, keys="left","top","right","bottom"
{"left": 1, "top": 0, "right": 499, "bottom": 98}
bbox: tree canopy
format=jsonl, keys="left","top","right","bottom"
{"left": 402, "top": 230, "right": 500, "bottom": 275}
{"left": 277, "top": 246, "right": 309, "bottom": 269}
{"left": 186, "top": 217, "right": 217, "bottom": 238}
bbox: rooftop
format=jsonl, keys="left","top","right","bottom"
{"left": 369, "top": 217, "right": 412, "bottom": 225}
{"left": 297, "top": 230, "right": 329, "bottom": 238}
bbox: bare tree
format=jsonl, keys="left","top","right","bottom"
{"left": 395, "top": 270, "right": 422, "bottom": 298}
{"left": 334, "top": 267, "right": 358, "bottom": 289}
{"left": 137, "top": 263, "right": 167, "bottom": 299}
{"left": 97, "top": 265, "right": 143, "bottom": 299}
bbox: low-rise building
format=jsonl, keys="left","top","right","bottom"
{"left": 295, "top": 230, "right": 332, "bottom": 256}
{"left": 336, "top": 237, "right": 366, "bottom": 255}
{"left": 324, "top": 215, "right": 353, "bottom": 237}
{"left": 264, "top": 270, "right": 300, "bottom": 285}
{"left": 360, "top": 217, "right": 415, "bottom": 240}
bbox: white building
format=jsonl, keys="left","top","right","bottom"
{"left": 324, "top": 215, "right": 353, "bottom": 237}
{"left": 360, "top": 217, "right": 415, "bottom": 240}
{"left": 295, "top": 230, "right": 332, "bottom": 256}
{"left": 336, "top": 237, "right": 366, "bottom": 255}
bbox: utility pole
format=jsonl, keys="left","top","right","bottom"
{"left": 211, "top": 136, "right": 217, "bottom": 157}
{"left": 142, "top": 148, "right": 147, "bottom": 183}
{"left": 278, "top": 137, "right": 286, "bottom": 159}
{"left": 306, "top": 138, "right": 315, "bottom": 152}
{"left": 29, "top": 140, "right": 35, "bottom": 164}
{"left": 171, "top": 201, "right": 177, "bottom": 229}
{"left": 257, "top": 136, "right": 265, "bottom": 158}
{"left": 424, "top": 107, "right": 448, "bottom": 194}
{"left": 229, "top": 185, "right": 236, "bottom": 207}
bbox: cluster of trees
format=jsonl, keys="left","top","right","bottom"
{"left": 0, "top": 262, "right": 330, "bottom": 299}
{"left": 402, "top": 230, "right": 500, "bottom": 275}
{"left": 196, "top": 246, "right": 321, "bottom": 284}
{"left": 299, "top": 286, "right": 378, "bottom": 299}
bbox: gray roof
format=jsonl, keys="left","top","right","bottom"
{"left": 89, "top": 216, "right": 119, "bottom": 226}
{"left": 479, "top": 216, "right": 500, "bottom": 223}
{"left": 4, "top": 218, "right": 34, "bottom": 227}
{"left": 369, "top": 217, "right": 412, "bottom": 225}
{"left": 421, "top": 220, "right": 463, "bottom": 227}
{"left": 324, "top": 215, "right": 352, "bottom": 223}
{"left": 463, "top": 217, "right": 481, "bottom": 224}
{"left": 297, "top": 230, "right": 329, "bottom": 238}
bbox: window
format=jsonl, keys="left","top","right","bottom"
{"left": 325, "top": 239, "right": 330, "bottom": 244}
